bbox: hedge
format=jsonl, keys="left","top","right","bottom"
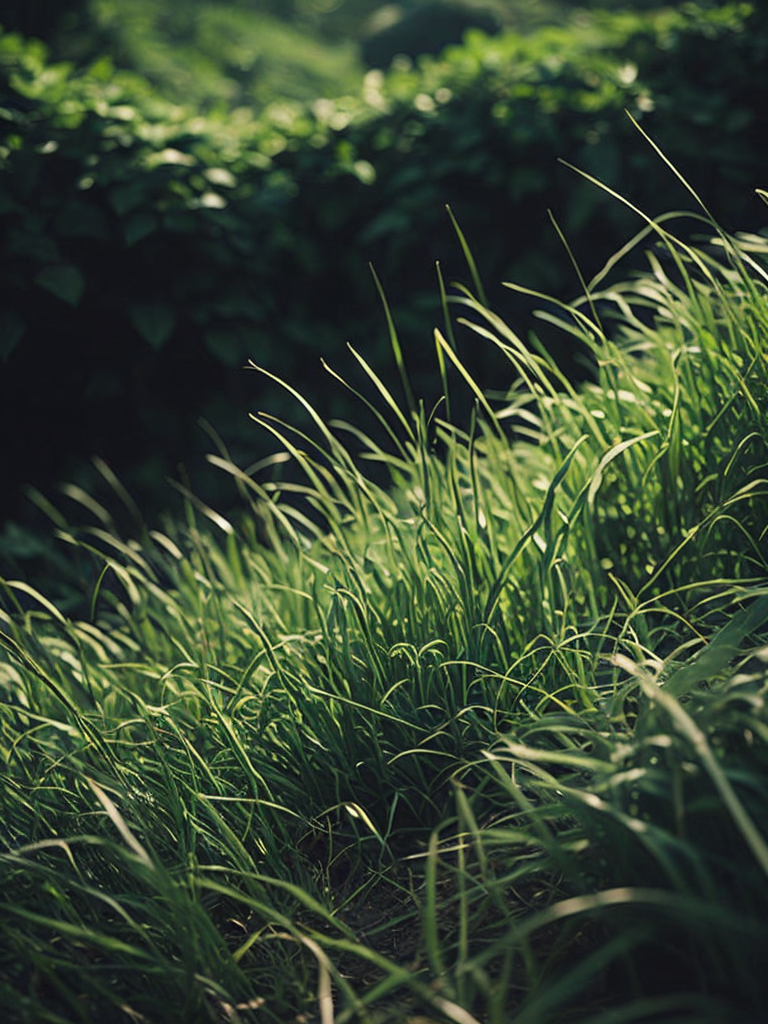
{"left": 1, "top": 3, "right": 766, "bottom": 527}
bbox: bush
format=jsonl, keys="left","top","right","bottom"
{"left": 0, "top": 3, "right": 766, "bottom": 528}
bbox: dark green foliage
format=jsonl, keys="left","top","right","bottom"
{"left": 0, "top": 0, "right": 89, "bottom": 44}
{"left": 0, "top": 4, "right": 766, "bottom": 528}
{"left": 361, "top": 1, "right": 502, "bottom": 68}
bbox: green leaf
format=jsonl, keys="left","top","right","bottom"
{"left": 34, "top": 264, "right": 85, "bottom": 305}
{"left": 204, "top": 167, "right": 237, "bottom": 188}
{"left": 129, "top": 300, "right": 175, "bottom": 349}
{"left": 123, "top": 212, "right": 158, "bottom": 246}
{"left": 108, "top": 181, "right": 148, "bottom": 215}
{"left": 663, "top": 593, "right": 768, "bottom": 700}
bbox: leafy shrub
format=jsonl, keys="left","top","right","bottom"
{"left": 0, "top": 3, "right": 766, "bottom": 528}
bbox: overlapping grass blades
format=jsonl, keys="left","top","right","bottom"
{"left": 2, "top": 176, "right": 768, "bottom": 1021}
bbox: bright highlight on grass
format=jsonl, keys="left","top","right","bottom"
{"left": 2, "top": 164, "right": 768, "bottom": 1023}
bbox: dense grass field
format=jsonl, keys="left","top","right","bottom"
{"left": 2, "top": 163, "right": 768, "bottom": 1022}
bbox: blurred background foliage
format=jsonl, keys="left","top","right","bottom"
{"left": 0, "top": 1, "right": 766, "bottom": 561}
{"left": 0, "top": 0, "right": 578, "bottom": 111}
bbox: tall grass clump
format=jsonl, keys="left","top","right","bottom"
{"left": 2, "top": 163, "right": 768, "bottom": 1022}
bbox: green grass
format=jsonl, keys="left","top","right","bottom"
{"left": 2, "top": 167, "right": 768, "bottom": 1022}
